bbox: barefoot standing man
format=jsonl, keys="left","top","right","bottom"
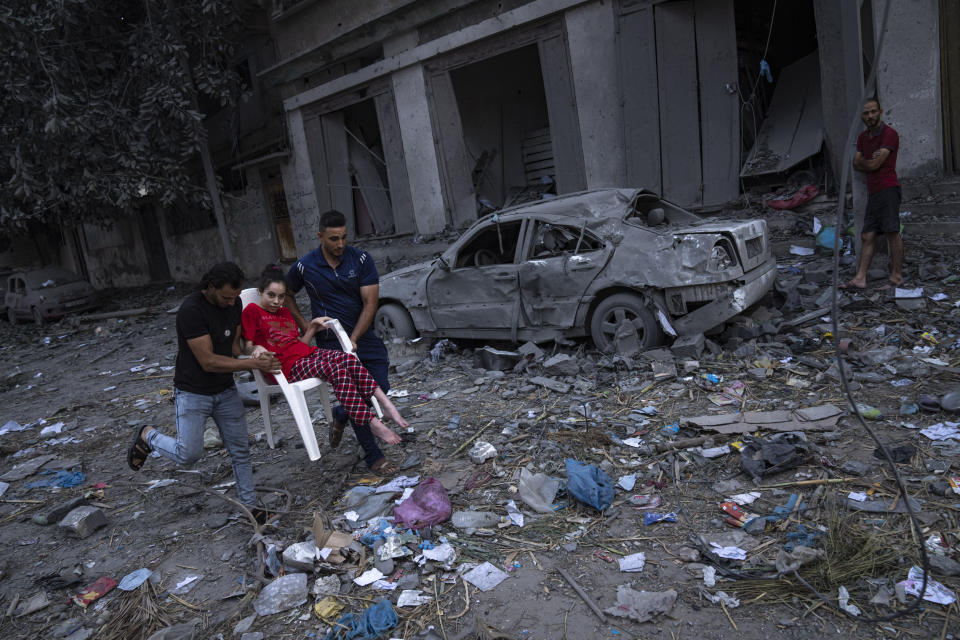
{"left": 845, "top": 98, "right": 903, "bottom": 290}
{"left": 126, "top": 262, "right": 281, "bottom": 523}
{"left": 284, "top": 210, "right": 404, "bottom": 476}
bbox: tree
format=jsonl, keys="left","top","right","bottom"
{"left": 0, "top": 0, "right": 252, "bottom": 258}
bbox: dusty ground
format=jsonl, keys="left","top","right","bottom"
{"left": 0, "top": 219, "right": 959, "bottom": 640}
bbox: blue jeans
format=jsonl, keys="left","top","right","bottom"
{"left": 320, "top": 336, "right": 390, "bottom": 467}
{"left": 146, "top": 387, "right": 256, "bottom": 506}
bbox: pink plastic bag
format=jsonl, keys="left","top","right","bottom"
{"left": 393, "top": 477, "right": 451, "bottom": 528}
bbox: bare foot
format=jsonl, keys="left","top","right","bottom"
{"left": 384, "top": 405, "right": 409, "bottom": 429}
{"left": 888, "top": 276, "right": 904, "bottom": 286}
{"left": 839, "top": 279, "right": 867, "bottom": 290}
{"left": 369, "top": 417, "right": 402, "bottom": 445}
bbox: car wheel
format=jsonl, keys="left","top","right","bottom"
{"left": 590, "top": 293, "right": 662, "bottom": 352}
{"left": 32, "top": 307, "right": 45, "bottom": 326}
{"left": 374, "top": 304, "right": 416, "bottom": 341}
{"left": 7, "top": 307, "right": 17, "bottom": 324}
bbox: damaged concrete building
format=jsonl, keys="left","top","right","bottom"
{"left": 261, "top": 0, "right": 949, "bottom": 257}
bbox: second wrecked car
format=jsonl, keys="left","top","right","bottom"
{"left": 375, "top": 188, "right": 776, "bottom": 351}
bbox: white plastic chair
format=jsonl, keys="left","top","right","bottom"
{"left": 239, "top": 288, "right": 382, "bottom": 461}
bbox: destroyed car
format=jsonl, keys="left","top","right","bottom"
{"left": 375, "top": 189, "right": 776, "bottom": 351}
{"left": 4, "top": 267, "right": 96, "bottom": 325}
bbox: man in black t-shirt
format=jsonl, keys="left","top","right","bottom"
{"left": 125, "top": 263, "right": 280, "bottom": 523}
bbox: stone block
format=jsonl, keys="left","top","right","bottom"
{"left": 475, "top": 346, "right": 521, "bottom": 371}
{"left": 32, "top": 496, "right": 88, "bottom": 525}
{"left": 542, "top": 353, "right": 579, "bottom": 376}
{"left": 670, "top": 334, "right": 704, "bottom": 359}
{"left": 58, "top": 506, "right": 107, "bottom": 539}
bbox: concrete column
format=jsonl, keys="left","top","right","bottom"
{"left": 283, "top": 108, "right": 321, "bottom": 255}
{"left": 391, "top": 63, "right": 447, "bottom": 234}
{"left": 874, "top": 0, "right": 942, "bottom": 177}
{"left": 565, "top": 1, "right": 625, "bottom": 188}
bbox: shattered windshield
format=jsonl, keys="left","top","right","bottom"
{"left": 626, "top": 193, "right": 701, "bottom": 227}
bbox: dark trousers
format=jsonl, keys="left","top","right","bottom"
{"left": 318, "top": 336, "right": 390, "bottom": 467}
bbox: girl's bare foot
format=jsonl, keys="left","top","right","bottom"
{"left": 373, "top": 389, "right": 410, "bottom": 428}
{"left": 369, "top": 417, "right": 402, "bottom": 445}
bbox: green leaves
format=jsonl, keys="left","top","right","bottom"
{"left": 0, "top": 0, "right": 248, "bottom": 230}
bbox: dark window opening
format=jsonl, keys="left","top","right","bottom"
{"left": 455, "top": 220, "right": 523, "bottom": 268}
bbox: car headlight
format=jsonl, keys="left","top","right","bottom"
{"left": 709, "top": 244, "right": 734, "bottom": 271}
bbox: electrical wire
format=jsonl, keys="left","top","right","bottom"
{"left": 673, "top": 0, "right": 931, "bottom": 623}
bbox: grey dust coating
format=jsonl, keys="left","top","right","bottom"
{"left": 3, "top": 267, "right": 96, "bottom": 326}
{"left": 374, "top": 188, "right": 776, "bottom": 351}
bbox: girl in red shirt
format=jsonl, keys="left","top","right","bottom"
{"left": 242, "top": 266, "right": 407, "bottom": 447}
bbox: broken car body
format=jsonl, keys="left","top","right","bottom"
{"left": 376, "top": 189, "right": 776, "bottom": 350}
{"left": 4, "top": 268, "right": 96, "bottom": 325}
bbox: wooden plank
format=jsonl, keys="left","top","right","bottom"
{"left": 655, "top": 1, "right": 701, "bottom": 206}
{"left": 695, "top": 0, "right": 739, "bottom": 206}
{"left": 320, "top": 111, "right": 355, "bottom": 238}
{"left": 426, "top": 70, "right": 477, "bottom": 227}
{"left": 347, "top": 132, "right": 394, "bottom": 233}
{"left": 538, "top": 35, "right": 586, "bottom": 193}
{"left": 374, "top": 92, "right": 416, "bottom": 234}
{"left": 618, "top": 7, "right": 661, "bottom": 192}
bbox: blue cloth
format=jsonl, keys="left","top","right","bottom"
{"left": 146, "top": 387, "right": 255, "bottom": 506}
{"left": 565, "top": 458, "right": 614, "bottom": 511}
{"left": 286, "top": 245, "right": 379, "bottom": 340}
{"left": 323, "top": 599, "right": 398, "bottom": 640}
{"left": 25, "top": 469, "right": 85, "bottom": 489}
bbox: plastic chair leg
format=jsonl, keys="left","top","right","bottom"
{"left": 288, "top": 388, "right": 321, "bottom": 461}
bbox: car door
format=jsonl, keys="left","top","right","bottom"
{"left": 519, "top": 220, "right": 610, "bottom": 328}
{"left": 425, "top": 218, "right": 528, "bottom": 336}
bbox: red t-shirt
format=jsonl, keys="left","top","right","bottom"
{"left": 241, "top": 304, "right": 315, "bottom": 379}
{"left": 856, "top": 123, "right": 900, "bottom": 195}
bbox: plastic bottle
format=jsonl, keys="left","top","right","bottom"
{"left": 451, "top": 510, "right": 499, "bottom": 529}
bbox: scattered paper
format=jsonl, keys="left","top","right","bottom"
{"left": 894, "top": 287, "right": 923, "bottom": 299}
{"left": 930, "top": 293, "right": 948, "bottom": 301}
{"left": 505, "top": 500, "right": 524, "bottom": 527}
{"left": 789, "top": 246, "right": 814, "bottom": 256}
{"left": 621, "top": 437, "right": 643, "bottom": 448}
{"left": 920, "top": 422, "right": 960, "bottom": 441}
{"left": 462, "top": 562, "right": 509, "bottom": 591}
{"left": 618, "top": 552, "right": 646, "bottom": 573}
{"left": 344, "top": 511, "right": 359, "bottom": 522}
{"left": 353, "top": 568, "right": 385, "bottom": 586}
{"left": 838, "top": 586, "right": 860, "bottom": 616}
{"left": 728, "top": 492, "right": 761, "bottom": 505}
{"left": 617, "top": 474, "right": 637, "bottom": 491}
{"left": 375, "top": 475, "right": 420, "bottom": 493}
{"left": 710, "top": 543, "right": 747, "bottom": 560}
{"left": 847, "top": 492, "right": 868, "bottom": 502}
{"left": 899, "top": 566, "right": 957, "bottom": 605}
{"left": 397, "top": 589, "right": 432, "bottom": 607}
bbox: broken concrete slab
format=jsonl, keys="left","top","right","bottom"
{"left": 0, "top": 453, "right": 58, "bottom": 481}
{"left": 541, "top": 353, "right": 579, "bottom": 376}
{"left": 670, "top": 333, "right": 704, "bottom": 359}
{"left": 682, "top": 404, "right": 842, "bottom": 435}
{"left": 32, "top": 496, "right": 89, "bottom": 525}
{"left": 528, "top": 376, "right": 571, "bottom": 394}
{"left": 475, "top": 346, "right": 522, "bottom": 371}
{"left": 517, "top": 341, "right": 545, "bottom": 362}
{"left": 58, "top": 506, "right": 107, "bottom": 539}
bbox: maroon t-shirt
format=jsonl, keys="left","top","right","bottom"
{"left": 857, "top": 123, "right": 900, "bottom": 195}
{"left": 241, "top": 303, "right": 315, "bottom": 379}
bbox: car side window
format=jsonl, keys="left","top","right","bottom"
{"left": 13, "top": 278, "right": 25, "bottom": 294}
{"left": 529, "top": 222, "right": 602, "bottom": 259}
{"left": 454, "top": 220, "right": 523, "bottom": 268}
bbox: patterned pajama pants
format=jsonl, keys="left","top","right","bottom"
{"left": 289, "top": 349, "right": 377, "bottom": 425}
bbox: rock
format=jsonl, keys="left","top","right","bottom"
{"left": 58, "top": 506, "right": 107, "bottom": 539}
{"left": 670, "top": 334, "right": 704, "bottom": 359}
{"left": 32, "top": 496, "right": 88, "bottom": 525}
{"left": 374, "top": 557, "right": 395, "bottom": 576}
{"left": 517, "top": 341, "right": 545, "bottom": 363}
{"left": 929, "top": 554, "right": 960, "bottom": 577}
{"left": 803, "top": 267, "right": 833, "bottom": 284}
{"left": 839, "top": 460, "right": 873, "bottom": 476}
{"left": 542, "top": 353, "right": 579, "bottom": 376}
{"left": 240, "top": 634, "right": 264, "bottom": 640}
{"left": 146, "top": 621, "right": 198, "bottom": 640}
{"left": 528, "top": 376, "right": 571, "bottom": 394}
{"left": 253, "top": 573, "right": 308, "bottom": 616}
{"left": 282, "top": 542, "right": 319, "bottom": 572}
{"left": 233, "top": 614, "right": 257, "bottom": 635}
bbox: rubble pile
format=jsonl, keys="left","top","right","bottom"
{"left": 1, "top": 237, "right": 959, "bottom": 639}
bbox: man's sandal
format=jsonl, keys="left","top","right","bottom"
{"left": 127, "top": 426, "right": 152, "bottom": 471}
{"left": 370, "top": 458, "right": 400, "bottom": 477}
{"left": 329, "top": 417, "right": 345, "bottom": 449}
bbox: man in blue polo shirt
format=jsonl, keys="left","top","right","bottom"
{"left": 284, "top": 210, "right": 401, "bottom": 475}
